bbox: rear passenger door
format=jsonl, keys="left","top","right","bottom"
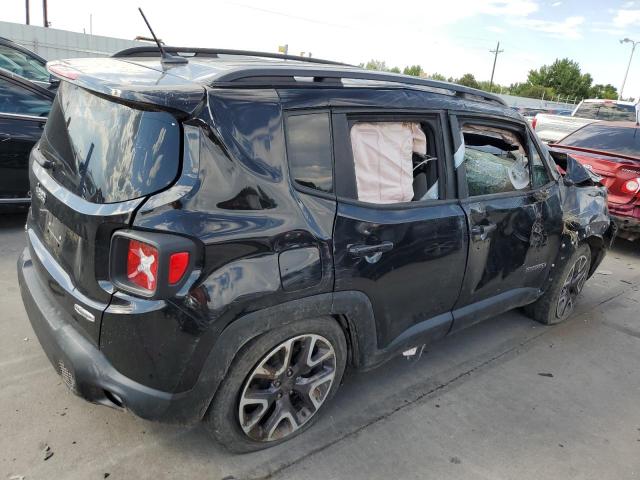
{"left": 331, "top": 111, "right": 468, "bottom": 352}
{"left": 450, "top": 114, "right": 563, "bottom": 332}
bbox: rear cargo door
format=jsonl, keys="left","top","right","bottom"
{"left": 26, "top": 81, "right": 182, "bottom": 344}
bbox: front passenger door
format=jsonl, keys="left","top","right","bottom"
{"left": 451, "top": 115, "right": 563, "bottom": 332}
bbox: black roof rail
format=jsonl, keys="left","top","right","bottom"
{"left": 211, "top": 68, "right": 508, "bottom": 106}
{"left": 113, "top": 46, "right": 352, "bottom": 67}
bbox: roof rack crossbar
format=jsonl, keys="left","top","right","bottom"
{"left": 113, "top": 46, "right": 351, "bottom": 67}
{"left": 211, "top": 68, "right": 507, "bottom": 106}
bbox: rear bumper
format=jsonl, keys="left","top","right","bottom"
{"left": 17, "top": 247, "right": 212, "bottom": 424}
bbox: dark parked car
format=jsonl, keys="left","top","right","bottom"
{"left": 18, "top": 47, "right": 614, "bottom": 453}
{"left": 0, "top": 36, "right": 52, "bottom": 87}
{"left": 550, "top": 121, "right": 640, "bottom": 241}
{"left": 0, "top": 68, "right": 53, "bottom": 209}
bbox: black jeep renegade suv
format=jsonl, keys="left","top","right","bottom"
{"left": 17, "top": 47, "right": 614, "bottom": 452}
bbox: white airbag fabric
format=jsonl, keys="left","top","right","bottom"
{"left": 351, "top": 122, "right": 427, "bottom": 204}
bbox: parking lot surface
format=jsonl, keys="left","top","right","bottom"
{"left": 2, "top": 212, "right": 640, "bottom": 480}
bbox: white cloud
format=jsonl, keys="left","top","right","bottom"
{"left": 551, "top": 1, "right": 562, "bottom": 6}
{"left": 613, "top": 9, "right": 640, "bottom": 28}
{"left": 512, "top": 15, "right": 585, "bottom": 39}
{"left": 487, "top": 26, "right": 506, "bottom": 33}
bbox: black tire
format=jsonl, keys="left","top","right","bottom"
{"left": 204, "top": 317, "right": 347, "bottom": 453}
{"left": 524, "top": 243, "right": 591, "bottom": 325}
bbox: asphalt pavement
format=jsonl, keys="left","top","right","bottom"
{"left": 1, "top": 212, "right": 639, "bottom": 480}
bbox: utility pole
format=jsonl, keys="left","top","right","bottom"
{"left": 489, "top": 41, "right": 504, "bottom": 92}
{"left": 42, "top": 0, "right": 49, "bottom": 27}
{"left": 25, "top": 0, "right": 30, "bottom": 24}
{"left": 619, "top": 38, "right": 639, "bottom": 100}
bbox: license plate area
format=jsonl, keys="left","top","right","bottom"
{"left": 42, "top": 210, "right": 80, "bottom": 261}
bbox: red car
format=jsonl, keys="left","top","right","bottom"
{"left": 550, "top": 121, "right": 640, "bottom": 241}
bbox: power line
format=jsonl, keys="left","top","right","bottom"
{"left": 489, "top": 41, "right": 504, "bottom": 91}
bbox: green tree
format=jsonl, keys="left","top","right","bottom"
{"left": 527, "top": 58, "right": 592, "bottom": 99}
{"left": 456, "top": 73, "right": 480, "bottom": 89}
{"left": 403, "top": 65, "right": 424, "bottom": 77}
{"left": 589, "top": 83, "right": 618, "bottom": 100}
{"left": 427, "top": 72, "right": 447, "bottom": 81}
{"left": 509, "top": 82, "right": 556, "bottom": 100}
{"left": 361, "top": 59, "right": 400, "bottom": 73}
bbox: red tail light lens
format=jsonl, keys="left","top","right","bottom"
{"left": 127, "top": 240, "right": 159, "bottom": 291}
{"left": 168, "top": 252, "right": 190, "bottom": 285}
{"left": 621, "top": 178, "right": 640, "bottom": 195}
{"left": 531, "top": 116, "right": 537, "bottom": 130}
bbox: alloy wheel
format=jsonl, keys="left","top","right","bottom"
{"left": 556, "top": 254, "right": 589, "bottom": 320}
{"left": 238, "top": 334, "right": 337, "bottom": 442}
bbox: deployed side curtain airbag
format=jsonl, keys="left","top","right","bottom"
{"left": 351, "top": 122, "right": 427, "bottom": 204}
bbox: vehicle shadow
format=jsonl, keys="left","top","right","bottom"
{"left": 611, "top": 237, "right": 639, "bottom": 257}
{"left": 0, "top": 211, "right": 28, "bottom": 230}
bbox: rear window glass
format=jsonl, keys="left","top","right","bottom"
{"left": 574, "top": 102, "right": 636, "bottom": 121}
{"left": 41, "top": 82, "right": 180, "bottom": 204}
{"left": 560, "top": 123, "right": 640, "bottom": 158}
{"left": 285, "top": 113, "right": 333, "bottom": 193}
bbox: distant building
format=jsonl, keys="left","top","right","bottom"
{"left": 0, "top": 21, "right": 143, "bottom": 60}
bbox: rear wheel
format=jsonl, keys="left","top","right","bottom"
{"left": 205, "top": 318, "right": 347, "bottom": 453}
{"left": 525, "top": 243, "right": 591, "bottom": 325}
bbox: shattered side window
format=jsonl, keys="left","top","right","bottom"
{"left": 461, "top": 124, "right": 530, "bottom": 196}
{"left": 529, "top": 136, "right": 551, "bottom": 187}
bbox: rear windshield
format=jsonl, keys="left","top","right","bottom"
{"left": 41, "top": 82, "right": 180, "bottom": 203}
{"left": 560, "top": 123, "right": 640, "bottom": 158}
{"left": 574, "top": 102, "right": 636, "bottom": 121}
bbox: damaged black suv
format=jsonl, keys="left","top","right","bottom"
{"left": 18, "top": 47, "right": 614, "bottom": 453}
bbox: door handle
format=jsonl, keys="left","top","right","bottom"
{"left": 0, "top": 133, "right": 10, "bottom": 142}
{"left": 348, "top": 241, "right": 394, "bottom": 257}
{"left": 470, "top": 223, "right": 496, "bottom": 241}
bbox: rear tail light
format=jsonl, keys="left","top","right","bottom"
{"left": 168, "top": 252, "right": 190, "bottom": 285}
{"left": 621, "top": 178, "right": 640, "bottom": 195}
{"left": 127, "top": 240, "right": 159, "bottom": 291}
{"left": 531, "top": 116, "right": 537, "bottom": 130}
{"left": 110, "top": 231, "right": 199, "bottom": 298}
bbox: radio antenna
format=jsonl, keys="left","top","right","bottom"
{"left": 137, "top": 7, "right": 187, "bottom": 65}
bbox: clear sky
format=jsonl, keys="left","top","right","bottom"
{"left": 3, "top": 0, "right": 640, "bottom": 99}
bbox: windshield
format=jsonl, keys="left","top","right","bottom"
{"left": 0, "top": 43, "right": 49, "bottom": 83}
{"left": 560, "top": 123, "right": 640, "bottom": 158}
{"left": 40, "top": 82, "right": 181, "bottom": 203}
{"left": 574, "top": 102, "right": 636, "bottom": 121}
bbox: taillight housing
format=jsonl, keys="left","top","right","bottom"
{"left": 110, "top": 230, "right": 199, "bottom": 299}
{"left": 620, "top": 178, "right": 640, "bottom": 195}
{"left": 531, "top": 116, "right": 537, "bottom": 130}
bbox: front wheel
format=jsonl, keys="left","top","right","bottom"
{"left": 525, "top": 243, "right": 591, "bottom": 325}
{"left": 205, "top": 318, "right": 347, "bottom": 453}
